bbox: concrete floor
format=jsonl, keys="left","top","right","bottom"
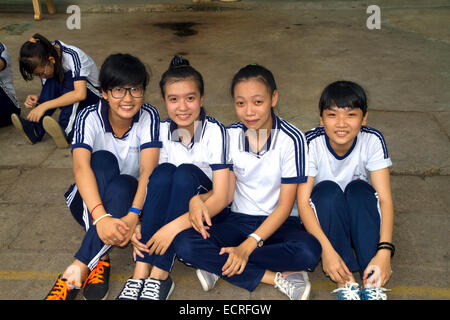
{"left": 0, "top": 0, "right": 449, "bottom": 301}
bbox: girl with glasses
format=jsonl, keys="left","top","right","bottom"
{"left": 11, "top": 33, "right": 101, "bottom": 148}
{"left": 44, "top": 53, "right": 161, "bottom": 300}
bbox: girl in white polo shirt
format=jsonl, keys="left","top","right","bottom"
{"left": 174, "top": 64, "right": 322, "bottom": 300}
{"left": 11, "top": 33, "right": 101, "bottom": 148}
{"left": 44, "top": 53, "right": 161, "bottom": 300}
{"left": 116, "top": 56, "right": 230, "bottom": 300}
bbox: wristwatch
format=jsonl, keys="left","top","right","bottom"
{"left": 248, "top": 233, "right": 264, "bottom": 247}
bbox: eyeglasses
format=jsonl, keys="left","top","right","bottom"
{"left": 34, "top": 63, "right": 49, "bottom": 78}
{"left": 109, "top": 87, "right": 144, "bottom": 99}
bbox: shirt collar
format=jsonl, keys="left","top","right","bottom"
{"left": 100, "top": 99, "right": 140, "bottom": 138}
{"left": 240, "top": 109, "right": 279, "bottom": 157}
{"left": 168, "top": 107, "right": 207, "bottom": 147}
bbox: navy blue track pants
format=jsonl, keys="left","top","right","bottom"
{"left": 136, "top": 162, "right": 229, "bottom": 272}
{"left": 174, "top": 212, "right": 322, "bottom": 292}
{"left": 310, "top": 180, "right": 381, "bottom": 277}
{"left": 65, "top": 150, "right": 137, "bottom": 270}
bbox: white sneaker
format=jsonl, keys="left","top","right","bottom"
{"left": 196, "top": 269, "right": 219, "bottom": 292}
{"left": 274, "top": 271, "right": 311, "bottom": 300}
{"left": 332, "top": 282, "right": 361, "bottom": 300}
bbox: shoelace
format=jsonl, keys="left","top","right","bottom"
{"left": 118, "top": 280, "right": 143, "bottom": 299}
{"left": 84, "top": 260, "right": 109, "bottom": 287}
{"left": 332, "top": 282, "right": 361, "bottom": 300}
{"left": 273, "top": 272, "right": 296, "bottom": 299}
{"left": 46, "top": 278, "right": 68, "bottom": 300}
{"left": 361, "top": 287, "right": 390, "bottom": 300}
{"left": 140, "top": 279, "right": 161, "bottom": 300}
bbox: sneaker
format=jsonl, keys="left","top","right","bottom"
{"left": 44, "top": 275, "right": 80, "bottom": 300}
{"left": 274, "top": 271, "right": 311, "bottom": 300}
{"left": 43, "top": 116, "right": 69, "bottom": 148}
{"left": 11, "top": 113, "right": 39, "bottom": 145}
{"left": 332, "top": 282, "right": 361, "bottom": 300}
{"left": 116, "top": 279, "right": 144, "bottom": 300}
{"left": 139, "top": 277, "right": 175, "bottom": 300}
{"left": 360, "top": 287, "right": 389, "bottom": 300}
{"left": 82, "top": 259, "right": 110, "bottom": 300}
{"left": 196, "top": 269, "right": 219, "bottom": 292}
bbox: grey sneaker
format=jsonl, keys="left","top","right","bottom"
{"left": 196, "top": 269, "right": 219, "bottom": 292}
{"left": 139, "top": 277, "right": 174, "bottom": 300}
{"left": 116, "top": 279, "right": 144, "bottom": 300}
{"left": 274, "top": 271, "right": 311, "bottom": 300}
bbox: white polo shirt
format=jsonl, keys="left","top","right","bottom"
{"left": 0, "top": 43, "right": 19, "bottom": 108}
{"left": 228, "top": 113, "right": 309, "bottom": 216}
{"left": 49, "top": 40, "right": 101, "bottom": 97}
{"left": 305, "top": 125, "right": 392, "bottom": 191}
{"left": 71, "top": 99, "right": 162, "bottom": 179}
{"left": 159, "top": 108, "right": 228, "bottom": 180}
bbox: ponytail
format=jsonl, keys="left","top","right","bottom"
{"left": 19, "top": 33, "right": 64, "bottom": 83}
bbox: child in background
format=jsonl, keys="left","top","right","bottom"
{"left": 44, "top": 53, "right": 161, "bottom": 300}
{"left": 117, "top": 56, "right": 230, "bottom": 300}
{"left": 0, "top": 42, "right": 20, "bottom": 127}
{"left": 12, "top": 33, "right": 100, "bottom": 148}
{"left": 174, "top": 64, "right": 322, "bottom": 300}
{"left": 297, "top": 80, "right": 394, "bottom": 300}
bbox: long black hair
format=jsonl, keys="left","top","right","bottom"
{"left": 159, "top": 55, "right": 204, "bottom": 98}
{"left": 19, "top": 33, "right": 65, "bottom": 84}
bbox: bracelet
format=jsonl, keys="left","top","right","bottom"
{"left": 129, "top": 207, "right": 142, "bottom": 215}
{"left": 377, "top": 242, "right": 395, "bottom": 258}
{"left": 90, "top": 202, "right": 104, "bottom": 217}
{"left": 93, "top": 213, "right": 112, "bottom": 226}
{"left": 378, "top": 242, "right": 395, "bottom": 249}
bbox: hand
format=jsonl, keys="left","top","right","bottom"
{"left": 321, "top": 247, "right": 353, "bottom": 285}
{"left": 95, "top": 216, "right": 130, "bottom": 246}
{"left": 146, "top": 223, "right": 178, "bottom": 256}
{"left": 24, "top": 94, "right": 39, "bottom": 108}
{"left": 220, "top": 238, "right": 256, "bottom": 277}
{"left": 117, "top": 213, "right": 139, "bottom": 247}
{"left": 363, "top": 250, "right": 392, "bottom": 288}
{"left": 189, "top": 195, "right": 211, "bottom": 239}
{"left": 131, "top": 224, "right": 149, "bottom": 260}
{"left": 26, "top": 104, "right": 47, "bottom": 122}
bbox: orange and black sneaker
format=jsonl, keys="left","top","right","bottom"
{"left": 82, "top": 258, "right": 110, "bottom": 300}
{"left": 44, "top": 275, "right": 80, "bottom": 300}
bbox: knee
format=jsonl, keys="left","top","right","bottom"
{"left": 172, "top": 163, "right": 199, "bottom": 189}
{"left": 91, "top": 151, "right": 119, "bottom": 174}
{"left": 313, "top": 180, "right": 343, "bottom": 200}
{"left": 289, "top": 236, "right": 322, "bottom": 270}
{"left": 344, "top": 179, "right": 375, "bottom": 202}
{"left": 311, "top": 180, "right": 345, "bottom": 211}
{"left": 173, "top": 229, "right": 198, "bottom": 262}
{"left": 108, "top": 174, "right": 138, "bottom": 200}
{"left": 148, "top": 163, "right": 176, "bottom": 190}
